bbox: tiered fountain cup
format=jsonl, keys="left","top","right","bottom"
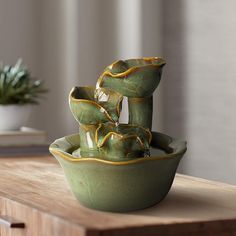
{"left": 50, "top": 57, "right": 187, "bottom": 212}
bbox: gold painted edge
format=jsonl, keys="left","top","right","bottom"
{"left": 49, "top": 131, "right": 186, "bottom": 166}
{"left": 69, "top": 87, "right": 114, "bottom": 123}
{"left": 49, "top": 147, "right": 187, "bottom": 165}
{"left": 97, "top": 57, "right": 166, "bottom": 87}
{"left": 94, "top": 87, "right": 123, "bottom": 116}
{"left": 96, "top": 132, "right": 145, "bottom": 149}
{"left": 94, "top": 123, "right": 152, "bottom": 148}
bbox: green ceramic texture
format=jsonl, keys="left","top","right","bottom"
{"left": 128, "top": 96, "right": 153, "bottom": 129}
{"left": 49, "top": 57, "right": 187, "bottom": 212}
{"left": 97, "top": 57, "right": 166, "bottom": 98}
{"left": 49, "top": 132, "right": 187, "bottom": 212}
{"left": 69, "top": 86, "right": 123, "bottom": 124}
{"left": 76, "top": 124, "right": 99, "bottom": 155}
{"left": 94, "top": 87, "right": 123, "bottom": 121}
{"left": 95, "top": 122, "right": 151, "bottom": 159}
{"left": 72, "top": 122, "right": 152, "bottom": 160}
{"left": 96, "top": 57, "right": 166, "bottom": 130}
{"left": 69, "top": 84, "right": 154, "bottom": 159}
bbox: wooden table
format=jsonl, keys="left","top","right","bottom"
{"left": 0, "top": 156, "right": 236, "bottom": 236}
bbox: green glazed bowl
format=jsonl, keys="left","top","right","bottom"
{"left": 49, "top": 132, "right": 186, "bottom": 212}
{"left": 97, "top": 57, "right": 166, "bottom": 98}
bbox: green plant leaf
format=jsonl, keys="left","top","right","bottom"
{"left": 0, "top": 59, "right": 47, "bottom": 105}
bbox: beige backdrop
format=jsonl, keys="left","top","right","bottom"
{"left": 0, "top": 0, "right": 236, "bottom": 184}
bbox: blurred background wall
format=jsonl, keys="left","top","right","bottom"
{"left": 0, "top": 0, "right": 236, "bottom": 184}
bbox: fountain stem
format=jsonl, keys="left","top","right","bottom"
{"left": 128, "top": 96, "right": 153, "bottom": 130}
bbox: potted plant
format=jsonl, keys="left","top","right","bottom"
{"left": 0, "top": 59, "right": 47, "bottom": 131}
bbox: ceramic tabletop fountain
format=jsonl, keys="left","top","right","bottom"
{"left": 49, "top": 57, "right": 187, "bottom": 212}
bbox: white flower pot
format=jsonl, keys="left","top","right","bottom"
{"left": 0, "top": 105, "right": 32, "bottom": 131}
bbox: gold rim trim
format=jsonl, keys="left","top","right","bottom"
{"left": 96, "top": 131, "right": 145, "bottom": 149}
{"left": 69, "top": 87, "right": 114, "bottom": 123}
{"left": 94, "top": 123, "right": 152, "bottom": 148}
{"left": 97, "top": 57, "right": 166, "bottom": 88}
{"left": 49, "top": 147, "right": 187, "bottom": 166}
{"left": 94, "top": 87, "right": 123, "bottom": 116}
{"left": 70, "top": 98, "right": 114, "bottom": 123}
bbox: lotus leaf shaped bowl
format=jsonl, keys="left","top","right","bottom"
{"left": 49, "top": 132, "right": 186, "bottom": 212}
{"left": 97, "top": 57, "right": 166, "bottom": 98}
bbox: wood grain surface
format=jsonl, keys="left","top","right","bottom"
{"left": 0, "top": 156, "right": 236, "bottom": 236}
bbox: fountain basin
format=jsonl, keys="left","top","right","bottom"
{"left": 49, "top": 132, "right": 186, "bottom": 212}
